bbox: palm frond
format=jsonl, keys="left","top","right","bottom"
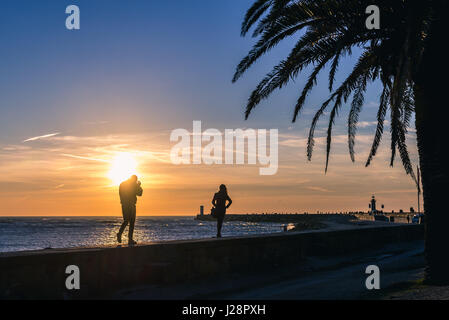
{"left": 241, "top": 0, "right": 273, "bottom": 37}
{"left": 236, "top": 0, "right": 431, "bottom": 178}
{"left": 348, "top": 76, "right": 367, "bottom": 162}
{"left": 308, "top": 50, "right": 376, "bottom": 161}
{"left": 366, "top": 83, "right": 390, "bottom": 167}
{"left": 328, "top": 51, "right": 341, "bottom": 92}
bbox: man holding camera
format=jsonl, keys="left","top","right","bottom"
{"left": 117, "top": 175, "right": 143, "bottom": 245}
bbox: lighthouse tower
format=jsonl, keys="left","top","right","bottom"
{"left": 369, "top": 195, "right": 377, "bottom": 214}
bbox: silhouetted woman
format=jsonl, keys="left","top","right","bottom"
{"left": 212, "top": 184, "right": 232, "bottom": 238}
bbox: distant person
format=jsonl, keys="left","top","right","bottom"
{"left": 211, "top": 184, "right": 232, "bottom": 238}
{"left": 407, "top": 215, "right": 410, "bottom": 224}
{"left": 117, "top": 175, "right": 143, "bottom": 245}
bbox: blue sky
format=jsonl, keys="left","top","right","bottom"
{"left": 0, "top": 1, "right": 420, "bottom": 215}
{"left": 0, "top": 0, "right": 382, "bottom": 137}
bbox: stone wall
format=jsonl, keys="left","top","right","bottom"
{"left": 0, "top": 224, "right": 423, "bottom": 299}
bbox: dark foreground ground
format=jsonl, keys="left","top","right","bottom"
{"left": 112, "top": 240, "right": 426, "bottom": 300}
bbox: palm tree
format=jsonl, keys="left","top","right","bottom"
{"left": 233, "top": 0, "right": 448, "bottom": 284}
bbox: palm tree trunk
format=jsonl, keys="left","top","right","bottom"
{"left": 413, "top": 2, "right": 449, "bottom": 284}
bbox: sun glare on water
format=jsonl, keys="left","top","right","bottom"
{"left": 108, "top": 153, "right": 139, "bottom": 185}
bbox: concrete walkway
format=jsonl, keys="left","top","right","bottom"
{"left": 115, "top": 240, "right": 425, "bottom": 300}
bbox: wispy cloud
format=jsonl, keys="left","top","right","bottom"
{"left": 358, "top": 121, "right": 377, "bottom": 128}
{"left": 307, "top": 186, "right": 332, "bottom": 193}
{"left": 83, "top": 120, "right": 109, "bottom": 126}
{"left": 61, "top": 153, "right": 110, "bottom": 163}
{"left": 23, "top": 132, "right": 60, "bottom": 143}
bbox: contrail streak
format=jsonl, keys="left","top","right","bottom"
{"left": 23, "top": 132, "right": 60, "bottom": 142}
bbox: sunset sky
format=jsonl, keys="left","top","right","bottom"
{"left": 0, "top": 0, "right": 420, "bottom": 216}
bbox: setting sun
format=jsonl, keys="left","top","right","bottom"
{"left": 108, "top": 153, "right": 139, "bottom": 185}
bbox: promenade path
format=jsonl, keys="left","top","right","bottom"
{"left": 115, "top": 223, "right": 424, "bottom": 300}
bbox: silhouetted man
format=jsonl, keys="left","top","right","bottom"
{"left": 117, "top": 175, "right": 143, "bottom": 245}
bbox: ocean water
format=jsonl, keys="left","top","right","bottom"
{"left": 0, "top": 216, "right": 285, "bottom": 253}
